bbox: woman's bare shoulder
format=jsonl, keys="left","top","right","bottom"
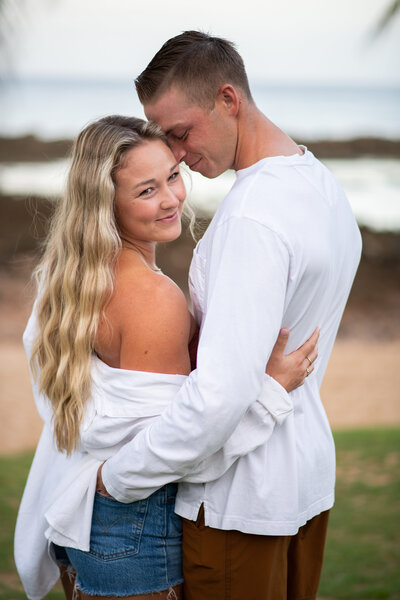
{"left": 114, "top": 266, "right": 188, "bottom": 321}
{"left": 109, "top": 264, "right": 192, "bottom": 373}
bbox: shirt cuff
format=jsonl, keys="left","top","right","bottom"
{"left": 100, "top": 461, "right": 132, "bottom": 503}
{"left": 257, "top": 374, "right": 293, "bottom": 425}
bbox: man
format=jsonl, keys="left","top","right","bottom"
{"left": 99, "top": 31, "right": 361, "bottom": 598}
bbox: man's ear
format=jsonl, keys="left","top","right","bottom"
{"left": 216, "top": 84, "right": 240, "bottom": 116}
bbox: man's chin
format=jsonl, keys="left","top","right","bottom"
{"left": 187, "top": 158, "right": 202, "bottom": 173}
{"left": 201, "top": 168, "right": 225, "bottom": 179}
{"left": 193, "top": 162, "right": 222, "bottom": 179}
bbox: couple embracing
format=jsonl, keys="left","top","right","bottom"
{"left": 15, "top": 31, "right": 361, "bottom": 600}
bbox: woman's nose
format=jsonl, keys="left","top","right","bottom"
{"left": 161, "top": 187, "right": 180, "bottom": 209}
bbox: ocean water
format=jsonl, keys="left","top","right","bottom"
{"left": 1, "top": 157, "right": 399, "bottom": 232}
{"left": 0, "top": 79, "right": 399, "bottom": 141}
{"left": 0, "top": 79, "right": 399, "bottom": 232}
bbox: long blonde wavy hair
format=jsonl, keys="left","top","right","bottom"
{"left": 31, "top": 115, "right": 170, "bottom": 455}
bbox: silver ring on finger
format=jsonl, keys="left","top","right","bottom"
{"left": 306, "top": 355, "right": 312, "bottom": 366}
{"left": 306, "top": 367, "right": 311, "bottom": 376}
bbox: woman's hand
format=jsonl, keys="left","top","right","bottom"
{"left": 265, "top": 327, "right": 319, "bottom": 393}
{"left": 96, "top": 463, "right": 112, "bottom": 497}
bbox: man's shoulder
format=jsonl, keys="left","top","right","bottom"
{"left": 200, "top": 195, "right": 290, "bottom": 258}
{"left": 222, "top": 151, "right": 344, "bottom": 226}
{"left": 219, "top": 167, "right": 289, "bottom": 229}
{"left": 200, "top": 153, "right": 337, "bottom": 252}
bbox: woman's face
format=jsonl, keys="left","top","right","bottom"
{"left": 114, "top": 139, "right": 186, "bottom": 245}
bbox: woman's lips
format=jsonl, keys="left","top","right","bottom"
{"left": 157, "top": 211, "right": 179, "bottom": 223}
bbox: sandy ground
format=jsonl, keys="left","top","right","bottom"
{"left": 1, "top": 338, "right": 399, "bottom": 455}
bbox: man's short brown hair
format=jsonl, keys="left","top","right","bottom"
{"left": 135, "top": 30, "right": 253, "bottom": 107}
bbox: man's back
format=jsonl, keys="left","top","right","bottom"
{"left": 176, "top": 148, "right": 361, "bottom": 533}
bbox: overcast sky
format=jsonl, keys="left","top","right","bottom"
{"left": 4, "top": 0, "right": 400, "bottom": 86}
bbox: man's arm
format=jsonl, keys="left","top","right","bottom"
{"left": 102, "top": 216, "right": 291, "bottom": 502}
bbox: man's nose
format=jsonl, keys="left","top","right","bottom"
{"left": 169, "top": 139, "right": 186, "bottom": 163}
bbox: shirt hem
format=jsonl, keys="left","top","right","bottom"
{"left": 175, "top": 493, "right": 334, "bottom": 536}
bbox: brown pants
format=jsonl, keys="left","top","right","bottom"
{"left": 182, "top": 505, "right": 330, "bottom": 600}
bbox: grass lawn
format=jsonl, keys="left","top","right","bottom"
{"left": 319, "top": 429, "right": 400, "bottom": 600}
{"left": 0, "top": 428, "right": 399, "bottom": 600}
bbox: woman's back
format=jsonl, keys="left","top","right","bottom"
{"left": 95, "top": 249, "right": 195, "bottom": 375}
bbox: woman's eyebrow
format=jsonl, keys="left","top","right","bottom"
{"left": 133, "top": 178, "right": 156, "bottom": 189}
{"left": 133, "top": 164, "right": 179, "bottom": 189}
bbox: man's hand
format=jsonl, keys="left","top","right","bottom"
{"left": 96, "top": 463, "right": 112, "bottom": 497}
{"left": 266, "top": 327, "right": 319, "bottom": 392}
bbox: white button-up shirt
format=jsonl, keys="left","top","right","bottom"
{"left": 102, "top": 148, "right": 362, "bottom": 534}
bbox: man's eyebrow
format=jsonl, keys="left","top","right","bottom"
{"left": 165, "top": 125, "right": 185, "bottom": 137}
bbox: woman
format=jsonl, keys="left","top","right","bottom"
{"left": 15, "top": 116, "right": 318, "bottom": 600}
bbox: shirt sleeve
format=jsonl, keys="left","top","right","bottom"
{"left": 182, "top": 374, "right": 292, "bottom": 483}
{"left": 102, "top": 216, "right": 291, "bottom": 502}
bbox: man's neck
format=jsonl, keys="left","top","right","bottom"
{"left": 233, "top": 104, "right": 302, "bottom": 171}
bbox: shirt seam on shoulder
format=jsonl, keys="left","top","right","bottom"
{"left": 293, "top": 163, "right": 331, "bottom": 205}
{"left": 218, "top": 168, "right": 294, "bottom": 256}
{"left": 214, "top": 213, "right": 294, "bottom": 259}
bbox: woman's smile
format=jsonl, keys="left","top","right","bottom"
{"left": 157, "top": 210, "right": 179, "bottom": 223}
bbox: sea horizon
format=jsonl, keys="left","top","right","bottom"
{"left": 0, "top": 77, "right": 399, "bottom": 142}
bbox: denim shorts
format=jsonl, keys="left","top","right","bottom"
{"left": 53, "top": 483, "right": 183, "bottom": 596}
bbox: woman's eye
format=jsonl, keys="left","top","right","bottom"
{"left": 139, "top": 187, "right": 153, "bottom": 197}
{"left": 169, "top": 171, "right": 180, "bottom": 182}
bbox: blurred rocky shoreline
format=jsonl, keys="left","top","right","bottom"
{"left": 1, "top": 134, "right": 400, "bottom": 162}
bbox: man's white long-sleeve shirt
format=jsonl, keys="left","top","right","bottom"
{"left": 102, "top": 147, "right": 361, "bottom": 534}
